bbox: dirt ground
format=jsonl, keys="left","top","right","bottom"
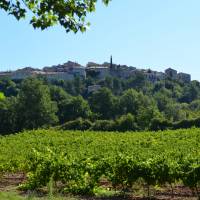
{"left": 0, "top": 173, "right": 198, "bottom": 200}
{"left": 0, "top": 173, "right": 26, "bottom": 192}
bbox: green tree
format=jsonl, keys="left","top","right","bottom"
{"left": 50, "top": 85, "right": 71, "bottom": 102}
{"left": 154, "top": 88, "right": 173, "bottom": 112}
{"left": 49, "top": 85, "right": 72, "bottom": 122}
{"left": 164, "top": 103, "right": 187, "bottom": 122}
{"left": 117, "top": 113, "right": 137, "bottom": 131}
{"left": 16, "top": 78, "right": 58, "bottom": 130}
{"left": 64, "top": 80, "right": 75, "bottom": 95}
{"left": 119, "top": 89, "right": 140, "bottom": 115}
{"left": 89, "top": 87, "right": 117, "bottom": 119}
{"left": 179, "top": 81, "right": 200, "bottom": 103}
{"left": 126, "top": 72, "right": 146, "bottom": 90}
{"left": 60, "top": 95, "right": 91, "bottom": 122}
{"left": 0, "top": 79, "right": 18, "bottom": 97}
{"left": 0, "top": 97, "right": 18, "bottom": 134}
{"left": 113, "top": 77, "right": 122, "bottom": 95}
{"left": 0, "top": 0, "right": 111, "bottom": 32}
{"left": 137, "top": 103, "right": 162, "bottom": 130}
{"left": 74, "top": 76, "right": 85, "bottom": 95}
{"left": 104, "top": 76, "right": 113, "bottom": 89}
{"left": 189, "top": 100, "right": 200, "bottom": 111}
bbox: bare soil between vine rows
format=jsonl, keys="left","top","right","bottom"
{"left": 0, "top": 173, "right": 198, "bottom": 200}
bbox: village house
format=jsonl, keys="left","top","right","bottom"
{"left": 144, "top": 70, "right": 166, "bottom": 83}
{"left": 86, "top": 64, "right": 110, "bottom": 79}
{"left": 10, "top": 67, "right": 41, "bottom": 80}
{"left": 0, "top": 58, "right": 192, "bottom": 83}
{"left": 177, "top": 72, "right": 191, "bottom": 83}
{"left": 68, "top": 66, "right": 86, "bottom": 78}
{"left": 110, "top": 65, "right": 137, "bottom": 79}
{"left": 43, "top": 72, "right": 74, "bottom": 80}
{"left": 0, "top": 62, "right": 86, "bottom": 81}
{"left": 165, "top": 68, "right": 177, "bottom": 79}
{"left": 0, "top": 72, "right": 12, "bottom": 79}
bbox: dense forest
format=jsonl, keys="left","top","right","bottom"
{"left": 1, "top": 73, "right": 200, "bottom": 135}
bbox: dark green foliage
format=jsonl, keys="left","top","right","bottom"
{"left": 49, "top": 85, "right": 73, "bottom": 123}
{"left": 60, "top": 118, "right": 92, "bottom": 131}
{"left": 173, "top": 117, "right": 200, "bottom": 129}
{"left": 0, "top": 97, "right": 18, "bottom": 134}
{"left": 119, "top": 89, "right": 140, "bottom": 115}
{"left": 74, "top": 77, "right": 85, "bottom": 95}
{"left": 60, "top": 95, "right": 91, "bottom": 123}
{"left": 16, "top": 78, "right": 58, "bottom": 130}
{"left": 126, "top": 72, "right": 146, "bottom": 90}
{"left": 116, "top": 113, "right": 138, "bottom": 132}
{"left": 0, "top": 79, "right": 18, "bottom": 97}
{"left": 2, "top": 74, "right": 200, "bottom": 134}
{"left": 150, "top": 117, "right": 200, "bottom": 131}
{"left": 50, "top": 85, "right": 71, "bottom": 102}
{"left": 86, "top": 70, "right": 100, "bottom": 79}
{"left": 189, "top": 99, "right": 200, "bottom": 111}
{"left": 150, "top": 119, "right": 173, "bottom": 131}
{"left": 179, "top": 81, "right": 200, "bottom": 103}
{"left": 89, "top": 87, "right": 118, "bottom": 119}
{"left": 91, "top": 120, "right": 116, "bottom": 131}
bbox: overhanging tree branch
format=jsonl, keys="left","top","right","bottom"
{"left": 0, "top": 0, "right": 111, "bottom": 33}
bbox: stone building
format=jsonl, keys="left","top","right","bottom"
{"left": 0, "top": 59, "right": 192, "bottom": 84}
{"left": 144, "top": 70, "right": 166, "bottom": 83}
{"left": 10, "top": 67, "right": 39, "bottom": 80}
{"left": 0, "top": 72, "right": 12, "bottom": 79}
{"left": 177, "top": 72, "right": 191, "bottom": 83}
{"left": 165, "top": 68, "right": 177, "bottom": 79}
{"left": 68, "top": 66, "right": 86, "bottom": 79}
{"left": 44, "top": 72, "right": 74, "bottom": 80}
{"left": 0, "top": 62, "right": 86, "bottom": 81}
{"left": 110, "top": 65, "right": 137, "bottom": 79}
{"left": 86, "top": 66, "right": 110, "bottom": 79}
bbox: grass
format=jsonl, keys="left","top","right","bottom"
{"left": 0, "top": 192, "right": 79, "bottom": 200}
{"left": 0, "top": 192, "right": 23, "bottom": 200}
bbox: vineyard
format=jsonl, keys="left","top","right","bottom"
{"left": 0, "top": 128, "right": 200, "bottom": 199}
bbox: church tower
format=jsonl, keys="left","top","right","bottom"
{"left": 110, "top": 55, "right": 113, "bottom": 69}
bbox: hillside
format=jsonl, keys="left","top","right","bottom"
{"left": 0, "top": 72, "right": 200, "bottom": 134}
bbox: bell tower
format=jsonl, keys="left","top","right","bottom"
{"left": 110, "top": 55, "right": 113, "bottom": 69}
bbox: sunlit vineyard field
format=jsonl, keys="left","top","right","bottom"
{"left": 0, "top": 129, "right": 200, "bottom": 199}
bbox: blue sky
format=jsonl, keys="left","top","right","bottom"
{"left": 0, "top": 0, "right": 200, "bottom": 80}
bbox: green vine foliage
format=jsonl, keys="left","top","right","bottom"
{"left": 0, "top": 128, "right": 200, "bottom": 196}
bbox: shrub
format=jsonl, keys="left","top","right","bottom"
{"left": 150, "top": 119, "right": 173, "bottom": 131}
{"left": 60, "top": 118, "right": 92, "bottom": 131}
{"left": 116, "top": 113, "right": 138, "bottom": 132}
{"left": 91, "top": 120, "right": 116, "bottom": 131}
{"left": 173, "top": 117, "right": 200, "bottom": 129}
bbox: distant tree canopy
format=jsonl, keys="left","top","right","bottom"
{"left": 1, "top": 74, "right": 200, "bottom": 134}
{"left": 0, "top": 0, "right": 111, "bottom": 32}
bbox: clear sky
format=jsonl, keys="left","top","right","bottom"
{"left": 0, "top": 0, "right": 200, "bottom": 80}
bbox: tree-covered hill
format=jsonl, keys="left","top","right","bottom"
{"left": 1, "top": 74, "right": 200, "bottom": 134}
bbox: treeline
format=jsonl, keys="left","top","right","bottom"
{"left": 1, "top": 74, "right": 200, "bottom": 134}
{"left": 59, "top": 116, "right": 200, "bottom": 132}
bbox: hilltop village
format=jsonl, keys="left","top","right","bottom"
{"left": 0, "top": 57, "right": 191, "bottom": 85}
